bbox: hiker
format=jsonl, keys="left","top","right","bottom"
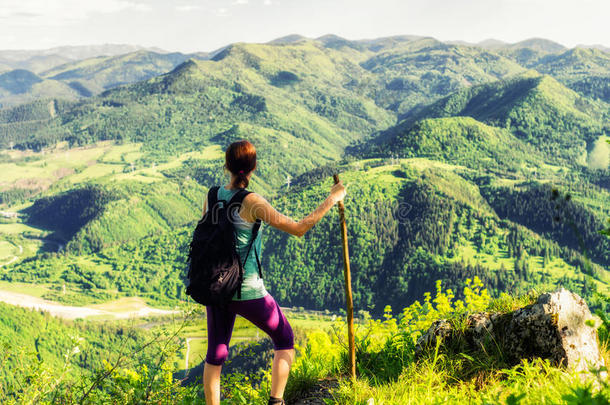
{"left": 202, "top": 140, "right": 347, "bottom": 405}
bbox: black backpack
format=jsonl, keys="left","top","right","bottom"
{"left": 185, "top": 186, "right": 262, "bottom": 307}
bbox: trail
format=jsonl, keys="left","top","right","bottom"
{"left": 0, "top": 237, "right": 61, "bottom": 268}
{"left": 185, "top": 337, "right": 197, "bottom": 370}
{"left": 0, "top": 290, "right": 179, "bottom": 320}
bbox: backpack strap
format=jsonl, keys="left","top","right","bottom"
{"left": 229, "top": 189, "right": 264, "bottom": 280}
{"left": 251, "top": 220, "right": 263, "bottom": 279}
{"left": 226, "top": 188, "right": 250, "bottom": 207}
{"left": 206, "top": 186, "right": 220, "bottom": 215}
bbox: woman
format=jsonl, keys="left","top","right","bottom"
{"left": 202, "top": 140, "right": 346, "bottom": 405}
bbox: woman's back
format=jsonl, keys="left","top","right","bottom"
{"left": 217, "top": 185, "right": 267, "bottom": 301}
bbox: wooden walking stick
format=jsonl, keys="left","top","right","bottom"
{"left": 333, "top": 174, "right": 356, "bottom": 379}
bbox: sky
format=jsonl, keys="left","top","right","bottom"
{"left": 0, "top": 0, "right": 608, "bottom": 52}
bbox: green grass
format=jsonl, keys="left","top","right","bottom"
{"left": 219, "top": 281, "right": 609, "bottom": 405}
{"left": 0, "top": 280, "right": 51, "bottom": 297}
{"left": 0, "top": 240, "right": 18, "bottom": 261}
{"left": 0, "top": 142, "right": 224, "bottom": 197}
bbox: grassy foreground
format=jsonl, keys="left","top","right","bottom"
{"left": 2, "top": 279, "right": 608, "bottom": 404}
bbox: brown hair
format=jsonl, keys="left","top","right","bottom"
{"left": 225, "top": 140, "right": 256, "bottom": 188}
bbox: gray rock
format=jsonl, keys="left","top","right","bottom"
{"left": 505, "top": 288, "right": 605, "bottom": 373}
{"left": 415, "top": 319, "right": 452, "bottom": 354}
{"left": 415, "top": 289, "right": 605, "bottom": 374}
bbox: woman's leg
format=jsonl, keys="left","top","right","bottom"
{"left": 203, "top": 363, "right": 222, "bottom": 405}
{"left": 204, "top": 305, "right": 237, "bottom": 405}
{"left": 271, "top": 349, "right": 295, "bottom": 399}
{"left": 232, "top": 295, "right": 295, "bottom": 400}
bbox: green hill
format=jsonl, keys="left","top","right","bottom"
{"left": 6, "top": 160, "right": 607, "bottom": 312}
{"left": 41, "top": 51, "right": 192, "bottom": 96}
{"left": 358, "top": 116, "right": 543, "bottom": 172}
{"left": 382, "top": 73, "right": 608, "bottom": 164}
{"left": 358, "top": 38, "right": 526, "bottom": 114}
{"left": 0, "top": 41, "right": 395, "bottom": 187}
{"left": 0, "top": 301, "right": 153, "bottom": 396}
{"left": 23, "top": 179, "right": 204, "bottom": 254}
{"left": 0, "top": 69, "right": 80, "bottom": 108}
{"left": 531, "top": 48, "right": 610, "bottom": 103}
{"left": 0, "top": 69, "right": 43, "bottom": 94}
{"left": 507, "top": 38, "right": 567, "bottom": 53}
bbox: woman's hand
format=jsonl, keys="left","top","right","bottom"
{"left": 330, "top": 181, "right": 347, "bottom": 203}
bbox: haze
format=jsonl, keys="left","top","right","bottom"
{"left": 0, "top": 0, "right": 608, "bottom": 53}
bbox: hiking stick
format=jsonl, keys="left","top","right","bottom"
{"left": 333, "top": 174, "right": 356, "bottom": 379}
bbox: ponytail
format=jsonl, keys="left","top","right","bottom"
{"left": 235, "top": 169, "right": 249, "bottom": 188}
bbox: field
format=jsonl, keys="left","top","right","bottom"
{"left": 0, "top": 141, "right": 224, "bottom": 195}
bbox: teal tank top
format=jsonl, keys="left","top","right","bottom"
{"left": 216, "top": 186, "right": 268, "bottom": 301}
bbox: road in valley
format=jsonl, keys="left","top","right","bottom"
{"left": 0, "top": 289, "right": 179, "bottom": 320}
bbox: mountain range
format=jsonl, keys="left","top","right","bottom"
{"left": 0, "top": 34, "right": 608, "bottom": 315}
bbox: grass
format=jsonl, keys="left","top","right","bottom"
{"left": 0, "top": 142, "right": 224, "bottom": 194}
{"left": 0, "top": 240, "right": 18, "bottom": 260}
{"left": 0, "top": 280, "right": 52, "bottom": 298}
{"left": 272, "top": 282, "right": 610, "bottom": 405}
{"left": 0, "top": 222, "right": 45, "bottom": 235}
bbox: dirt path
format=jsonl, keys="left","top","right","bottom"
{"left": 0, "top": 289, "right": 179, "bottom": 320}
{"left": 185, "top": 337, "right": 203, "bottom": 370}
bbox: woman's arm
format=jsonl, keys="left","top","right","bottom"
{"left": 243, "top": 181, "right": 346, "bottom": 237}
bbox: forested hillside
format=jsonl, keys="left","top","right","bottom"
{"left": 0, "top": 301, "right": 153, "bottom": 389}
{"left": 5, "top": 159, "right": 608, "bottom": 315}
{"left": 0, "top": 36, "right": 608, "bottom": 316}
{"left": 360, "top": 73, "right": 608, "bottom": 164}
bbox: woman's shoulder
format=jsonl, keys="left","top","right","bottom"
{"left": 244, "top": 190, "right": 264, "bottom": 202}
{"left": 241, "top": 191, "right": 268, "bottom": 221}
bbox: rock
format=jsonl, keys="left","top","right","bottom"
{"left": 415, "top": 319, "right": 452, "bottom": 355}
{"left": 465, "top": 312, "right": 494, "bottom": 349}
{"left": 504, "top": 288, "right": 605, "bottom": 373}
{"left": 416, "top": 289, "right": 605, "bottom": 374}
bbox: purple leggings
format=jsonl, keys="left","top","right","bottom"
{"left": 205, "top": 294, "right": 294, "bottom": 365}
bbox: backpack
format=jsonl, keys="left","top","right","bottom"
{"left": 185, "top": 186, "right": 262, "bottom": 307}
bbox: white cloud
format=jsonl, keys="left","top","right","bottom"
{"left": 263, "top": 0, "right": 273, "bottom": 5}
{"left": 233, "top": 0, "right": 249, "bottom": 4}
{"left": 216, "top": 7, "right": 230, "bottom": 16}
{"left": 0, "top": 0, "right": 152, "bottom": 26}
{"left": 176, "top": 5, "right": 202, "bottom": 12}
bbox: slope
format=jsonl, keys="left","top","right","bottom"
{"left": 5, "top": 160, "right": 607, "bottom": 312}
{"left": 0, "top": 301, "right": 153, "bottom": 393}
{"left": 41, "top": 50, "right": 193, "bottom": 96}
{"left": 366, "top": 72, "right": 608, "bottom": 165}
{"left": 359, "top": 38, "right": 526, "bottom": 114}
{"left": 531, "top": 48, "right": 610, "bottom": 103}
{"left": 359, "top": 116, "right": 544, "bottom": 173}
{"left": 0, "top": 69, "right": 81, "bottom": 108}
{"left": 22, "top": 179, "right": 204, "bottom": 254}
{"left": 0, "top": 41, "right": 395, "bottom": 188}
